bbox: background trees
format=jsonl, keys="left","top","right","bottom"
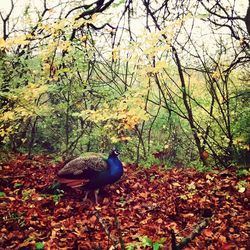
{"left": 0, "top": 0, "right": 249, "bottom": 168}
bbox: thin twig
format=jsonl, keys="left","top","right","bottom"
{"left": 114, "top": 212, "right": 125, "bottom": 250}
{"left": 175, "top": 218, "right": 210, "bottom": 250}
{"left": 94, "top": 211, "right": 118, "bottom": 245}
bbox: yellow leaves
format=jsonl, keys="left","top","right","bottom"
{"left": 0, "top": 126, "right": 13, "bottom": 137}
{"left": 39, "top": 15, "right": 96, "bottom": 38}
{"left": 43, "top": 63, "right": 50, "bottom": 71}
{"left": 42, "top": 19, "right": 67, "bottom": 35}
{"left": 12, "top": 106, "right": 33, "bottom": 117}
{"left": 116, "top": 28, "right": 171, "bottom": 68}
{"left": 112, "top": 47, "right": 120, "bottom": 61}
{"left": 155, "top": 60, "right": 167, "bottom": 69}
{"left": 141, "top": 32, "right": 168, "bottom": 58}
{"left": 58, "top": 41, "right": 72, "bottom": 52}
{"left": 1, "top": 111, "right": 15, "bottom": 121}
{"left": 111, "top": 135, "right": 132, "bottom": 143}
{"left": 110, "top": 136, "right": 120, "bottom": 143}
{"left": 233, "top": 137, "right": 250, "bottom": 151}
{"left": 138, "top": 60, "right": 168, "bottom": 78}
{"left": 0, "top": 81, "right": 50, "bottom": 143}
{"left": 53, "top": 20, "right": 67, "bottom": 31}
{"left": 6, "top": 83, "right": 48, "bottom": 111}
{"left": 73, "top": 19, "right": 86, "bottom": 29}
{"left": 0, "top": 128, "right": 6, "bottom": 137}
{"left": 91, "top": 14, "right": 97, "bottom": 23}
{"left": 0, "top": 35, "right": 30, "bottom": 49}
{"left": 145, "top": 32, "right": 161, "bottom": 47}
{"left": 80, "top": 36, "right": 88, "bottom": 42}
{"left": 39, "top": 39, "right": 72, "bottom": 61}
{"left": 0, "top": 38, "right": 6, "bottom": 48}
{"left": 72, "top": 13, "right": 97, "bottom": 28}
{"left": 0, "top": 124, "right": 16, "bottom": 143}
{"left": 21, "top": 83, "right": 48, "bottom": 102}
{"left": 211, "top": 70, "right": 221, "bottom": 80}
{"left": 40, "top": 43, "right": 56, "bottom": 60}
{"left": 80, "top": 91, "right": 149, "bottom": 142}
{"left": 11, "top": 35, "right": 30, "bottom": 45}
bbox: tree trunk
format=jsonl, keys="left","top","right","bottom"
{"left": 245, "top": 1, "right": 250, "bottom": 36}
{"left": 172, "top": 46, "right": 208, "bottom": 166}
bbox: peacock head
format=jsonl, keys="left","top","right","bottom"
{"left": 110, "top": 147, "right": 120, "bottom": 157}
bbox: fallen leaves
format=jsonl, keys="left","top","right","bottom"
{"left": 203, "top": 228, "right": 213, "bottom": 238}
{"left": 0, "top": 154, "right": 249, "bottom": 249}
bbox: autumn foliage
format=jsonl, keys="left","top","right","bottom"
{"left": 0, "top": 155, "right": 249, "bottom": 249}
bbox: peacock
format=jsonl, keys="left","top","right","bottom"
{"left": 57, "top": 148, "right": 123, "bottom": 203}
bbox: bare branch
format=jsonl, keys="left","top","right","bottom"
{"left": 0, "top": 0, "right": 15, "bottom": 39}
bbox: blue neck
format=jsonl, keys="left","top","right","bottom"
{"left": 107, "top": 155, "right": 123, "bottom": 177}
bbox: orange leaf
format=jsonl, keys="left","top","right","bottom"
{"left": 89, "top": 215, "right": 96, "bottom": 223}
{"left": 203, "top": 228, "right": 213, "bottom": 237}
{"left": 221, "top": 242, "right": 237, "bottom": 250}
{"left": 140, "top": 192, "right": 148, "bottom": 199}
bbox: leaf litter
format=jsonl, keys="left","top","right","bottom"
{"left": 0, "top": 154, "right": 249, "bottom": 249}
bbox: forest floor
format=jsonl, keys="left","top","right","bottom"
{"left": 0, "top": 154, "right": 249, "bottom": 250}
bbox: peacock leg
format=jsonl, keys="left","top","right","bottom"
{"left": 83, "top": 191, "right": 89, "bottom": 201}
{"left": 94, "top": 189, "right": 99, "bottom": 204}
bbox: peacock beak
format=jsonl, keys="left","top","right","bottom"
{"left": 112, "top": 147, "right": 120, "bottom": 155}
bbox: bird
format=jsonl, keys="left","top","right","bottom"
{"left": 57, "top": 148, "right": 123, "bottom": 203}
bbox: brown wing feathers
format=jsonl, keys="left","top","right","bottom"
{"left": 57, "top": 155, "right": 108, "bottom": 189}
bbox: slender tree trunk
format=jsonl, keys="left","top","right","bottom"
{"left": 172, "top": 46, "right": 208, "bottom": 166}
{"left": 28, "top": 117, "right": 38, "bottom": 159}
{"left": 245, "top": 0, "right": 250, "bottom": 36}
{"left": 65, "top": 80, "right": 72, "bottom": 156}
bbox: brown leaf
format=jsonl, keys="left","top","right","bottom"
{"left": 203, "top": 229, "right": 213, "bottom": 238}
{"left": 89, "top": 215, "right": 97, "bottom": 223}
{"left": 221, "top": 242, "right": 237, "bottom": 250}
{"left": 1, "top": 156, "right": 249, "bottom": 249}
{"left": 18, "top": 241, "right": 34, "bottom": 248}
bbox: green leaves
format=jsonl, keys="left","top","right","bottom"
{"left": 236, "top": 180, "right": 248, "bottom": 193}
{"left": 140, "top": 236, "right": 153, "bottom": 247}
{"left": 236, "top": 169, "right": 249, "bottom": 177}
{"left": 52, "top": 194, "right": 63, "bottom": 205}
{"left": 0, "top": 191, "right": 6, "bottom": 197}
{"left": 126, "top": 236, "right": 165, "bottom": 250}
{"left": 35, "top": 242, "right": 44, "bottom": 250}
{"left": 14, "top": 183, "right": 23, "bottom": 188}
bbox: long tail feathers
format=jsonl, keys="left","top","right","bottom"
{"left": 57, "top": 177, "right": 86, "bottom": 188}
{"left": 40, "top": 180, "right": 61, "bottom": 194}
